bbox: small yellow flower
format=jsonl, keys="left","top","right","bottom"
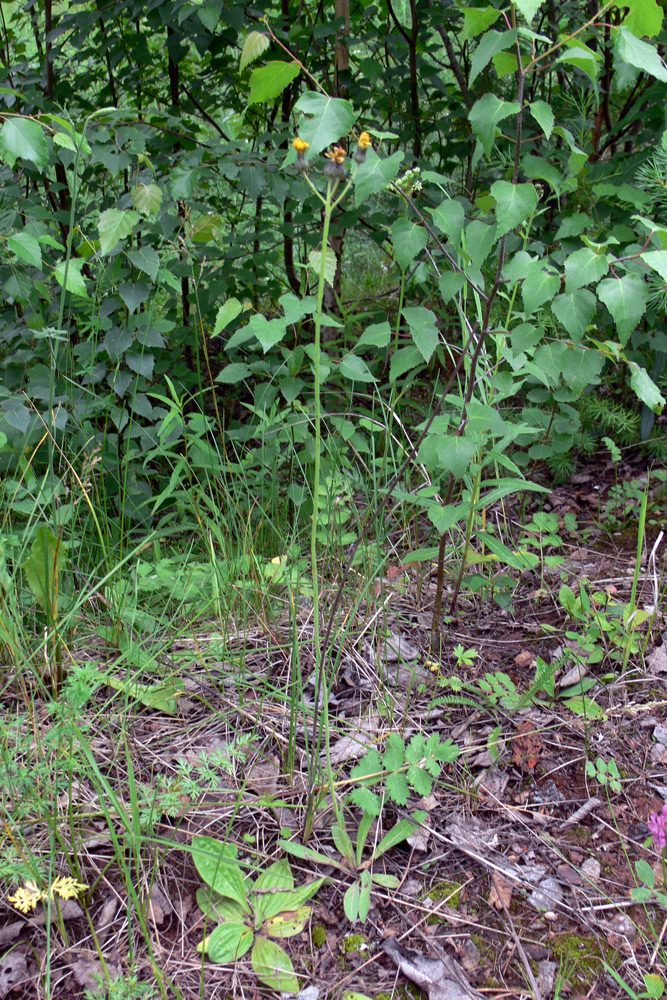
{"left": 8, "top": 881, "right": 43, "bottom": 914}
{"left": 324, "top": 145, "right": 347, "bottom": 164}
{"left": 292, "top": 137, "right": 311, "bottom": 172}
{"left": 357, "top": 132, "right": 372, "bottom": 150}
{"left": 49, "top": 877, "right": 88, "bottom": 901}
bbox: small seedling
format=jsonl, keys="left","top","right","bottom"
{"left": 585, "top": 756, "right": 621, "bottom": 794}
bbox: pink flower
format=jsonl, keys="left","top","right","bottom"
{"left": 649, "top": 805, "right": 667, "bottom": 849}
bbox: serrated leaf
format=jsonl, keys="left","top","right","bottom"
{"left": 204, "top": 922, "right": 253, "bottom": 963}
{"left": 514, "top": 0, "right": 544, "bottom": 20}
{"left": 215, "top": 363, "right": 252, "bottom": 384}
{"left": 350, "top": 787, "right": 382, "bottom": 815}
{"left": 128, "top": 246, "right": 160, "bottom": 281}
{"left": 529, "top": 100, "right": 554, "bottom": 139}
{"left": 430, "top": 199, "right": 465, "bottom": 247}
{"left": 462, "top": 7, "right": 501, "bottom": 40}
{"left": 491, "top": 180, "right": 538, "bottom": 236}
{"left": 564, "top": 248, "right": 609, "bottom": 292}
{"left": 522, "top": 268, "right": 560, "bottom": 314}
{"left": 308, "top": 246, "right": 337, "bottom": 286}
{"left": 470, "top": 29, "right": 517, "bottom": 86}
{"left": 356, "top": 322, "right": 391, "bottom": 350}
{"left": 248, "top": 61, "right": 300, "bottom": 105}
{"left": 98, "top": 208, "right": 140, "bottom": 255}
{"left": 251, "top": 935, "right": 298, "bottom": 992}
{"left": 240, "top": 31, "right": 271, "bottom": 73}
{"left": 555, "top": 45, "right": 600, "bottom": 81}
{"left": 354, "top": 148, "right": 404, "bottom": 207}
{"left": 338, "top": 353, "right": 377, "bottom": 382}
{"left": 213, "top": 298, "right": 243, "bottom": 336}
{"left": 402, "top": 306, "right": 439, "bottom": 361}
{"left": 641, "top": 249, "right": 667, "bottom": 281}
{"left": 0, "top": 117, "right": 47, "bottom": 169}
{"left": 627, "top": 362, "right": 665, "bottom": 413}
{"left": 615, "top": 0, "right": 662, "bottom": 38}
{"left": 550, "top": 289, "right": 596, "bottom": 342}
{"left": 294, "top": 92, "right": 357, "bottom": 156}
{"left": 385, "top": 771, "right": 410, "bottom": 805}
{"left": 597, "top": 273, "right": 649, "bottom": 343}
{"left": 118, "top": 282, "right": 150, "bottom": 315}
{"left": 469, "top": 94, "right": 521, "bottom": 157}
{"left": 8, "top": 232, "right": 42, "bottom": 268}
{"left": 391, "top": 218, "right": 427, "bottom": 270}
{"left": 132, "top": 182, "right": 163, "bottom": 216}
{"left": 54, "top": 258, "right": 88, "bottom": 297}
{"left": 615, "top": 25, "right": 667, "bottom": 82}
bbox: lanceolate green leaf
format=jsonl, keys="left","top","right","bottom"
{"left": 528, "top": 100, "right": 554, "bottom": 139}
{"left": 0, "top": 117, "right": 47, "bottom": 169}
{"left": 294, "top": 92, "right": 357, "bottom": 155}
{"left": 597, "top": 274, "right": 649, "bottom": 343}
{"left": 248, "top": 61, "right": 301, "bottom": 105}
{"left": 627, "top": 362, "right": 666, "bottom": 413}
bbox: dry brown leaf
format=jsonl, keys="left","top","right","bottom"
{"left": 0, "top": 950, "right": 29, "bottom": 997}
{"left": 514, "top": 650, "right": 534, "bottom": 668}
{"left": 488, "top": 875, "right": 513, "bottom": 911}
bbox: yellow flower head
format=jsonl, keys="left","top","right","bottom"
{"left": 292, "top": 138, "right": 310, "bottom": 153}
{"left": 8, "top": 881, "right": 43, "bottom": 914}
{"left": 324, "top": 145, "right": 347, "bottom": 164}
{"left": 357, "top": 132, "right": 372, "bottom": 150}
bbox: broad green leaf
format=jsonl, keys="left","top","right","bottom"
{"left": 213, "top": 298, "right": 243, "bottom": 336}
{"left": 564, "top": 248, "right": 609, "bottom": 292}
{"left": 197, "top": 5, "right": 220, "bottom": 31}
{"left": 564, "top": 696, "right": 605, "bottom": 718}
{"left": 294, "top": 92, "right": 357, "bottom": 155}
{"left": 356, "top": 321, "right": 391, "bottom": 350}
{"left": 597, "top": 274, "right": 649, "bottom": 343}
{"left": 191, "top": 837, "right": 250, "bottom": 911}
{"left": 642, "top": 250, "right": 667, "bottom": 281}
{"left": 461, "top": 7, "right": 501, "bottom": 40}
{"left": 555, "top": 213, "right": 590, "bottom": 239}
{"left": 427, "top": 503, "right": 465, "bottom": 534}
{"left": 521, "top": 153, "right": 562, "bottom": 193}
{"left": 308, "top": 246, "right": 337, "bottom": 286}
{"left": 104, "top": 674, "right": 179, "bottom": 714}
{"left": 614, "top": 0, "right": 663, "bottom": 38}
{"left": 430, "top": 199, "right": 464, "bottom": 247}
{"left": 132, "top": 182, "right": 162, "bottom": 216}
{"left": 469, "top": 94, "right": 521, "bottom": 157}
{"left": 128, "top": 246, "right": 159, "bottom": 281}
{"left": 192, "top": 214, "right": 223, "bottom": 243}
{"left": 514, "top": 0, "right": 544, "bottom": 21}
{"left": 391, "top": 218, "right": 427, "bottom": 270}
{"left": 419, "top": 435, "right": 476, "bottom": 478}
{"left": 196, "top": 887, "right": 248, "bottom": 923}
{"left": 248, "top": 61, "right": 300, "bottom": 104}
{"left": 280, "top": 291, "right": 317, "bottom": 325}
{"left": 529, "top": 100, "right": 554, "bottom": 139}
{"left": 552, "top": 126, "right": 588, "bottom": 175}
{"left": 0, "top": 117, "right": 47, "bottom": 168}
{"left": 339, "top": 353, "right": 377, "bottom": 382}
{"left": 491, "top": 181, "right": 538, "bottom": 236}
{"left": 54, "top": 258, "right": 88, "bottom": 297}
{"left": 534, "top": 341, "right": 603, "bottom": 393}
{"left": 550, "top": 289, "right": 596, "bottom": 342}
{"left": 215, "top": 363, "right": 252, "bottom": 384}
{"left": 240, "top": 30, "right": 270, "bottom": 72}
{"left": 522, "top": 268, "right": 560, "bottom": 315}
{"left": 354, "top": 148, "right": 404, "bottom": 207}
{"left": 402, "top": 306, "right": 439, "bottom": 362}
{"left": 245, "top": 314, "right": 288, "bottom": 353}
{"left": 470, "top": 30, "right": 517, "bottom": 86}
{"left": 98, "top": 208, "right": 140, "bottom": 255}
{"left": 627, "top": 362, "right": 665, "bottom": 413}
{"left": 8, "top": 232, "right": 42, "bottom": 268}
{"left": 555, "top": 45, "right": 599, "bottom": 81}
{"left": 118, "top": 282, "right": 150, "bottom": 315}
{"left": 615, "top": 26, "right": 667, "bottom": 82}
{"left": 492, "top": 51, "right": 517, "bottom": 77}
{"left": 203, "top": 922, "right": 253, "bottom": 963}
{"left": 251, "top": 936, "right": 298, "bottom": 992}
{"left": 390, "top": 345, "right": 423, "bottom": 381}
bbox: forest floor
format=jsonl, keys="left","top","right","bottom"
{"left": 1, "top": 458, "right": 666, "bottom": 1000}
